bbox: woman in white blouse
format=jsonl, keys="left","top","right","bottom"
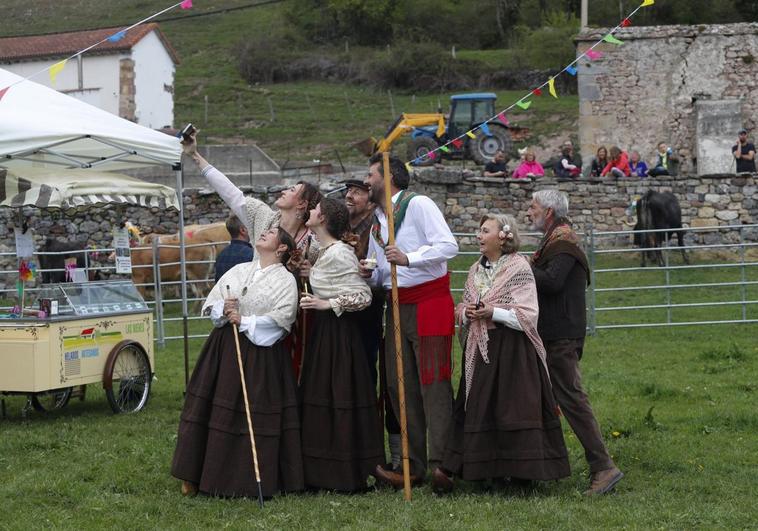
{"left": 171, "top": 227, "right": 305, "bottom": 499}
{"left": 431, "top": 214, "right": 570, "bottom": 493}
{"left": 298, "top": 197, "right": 384, "bottom": 492}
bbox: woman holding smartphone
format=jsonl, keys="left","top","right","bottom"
{"left": 431, "top": 213, "right": 570, "bottom": 493}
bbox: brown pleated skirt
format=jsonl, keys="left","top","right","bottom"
{"left": 171, "top": 325, "right": 304, "bottom": 498}
{"left": 442, "top": 326, "right": 570, "bottom": 481}
{"left": 299, "top": 310, "right": 384, "bottom": 492}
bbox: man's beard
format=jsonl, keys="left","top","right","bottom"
{"left": 369, "top": 188, "right": 383, "bottom": 205}
{"left": 531, "top": 215, "right": 546, "bottom": 232}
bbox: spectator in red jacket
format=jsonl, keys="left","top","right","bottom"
{"left": 601, "top": 146, "right": 631, "bottom": 178}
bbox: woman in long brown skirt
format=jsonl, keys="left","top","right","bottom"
{"left": 432, "top": 213, "right": 570, "bottom": 493}
{"left": 171, "top": 228, "right": 304, "bottom": 498}
{"left": 298, "top": 198, "right": 384, "bottom": 492}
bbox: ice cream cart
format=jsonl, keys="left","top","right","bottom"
{"left": 0, "top": 280, "right": 153, "bottom": 414}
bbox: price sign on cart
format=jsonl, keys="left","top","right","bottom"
{"left": 113, "top": 227, "right": 132, "bottom": 275}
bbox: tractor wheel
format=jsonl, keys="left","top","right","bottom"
{"left": 406, "top": 137, "right": 440, "bottom": 167}
{"left": 468, "top": 125, "right": 513, "bottom": 166}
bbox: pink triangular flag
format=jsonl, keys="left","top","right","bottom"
{"left": 586, "top": 50, "right": 603, "bottom": 60}
{"left": 496, "top": 112, "right": 509, "bottom": 126}
{"left": 0, "top": 87, "right": 9, "bottom": 102}
{"left": 180, "top": 0, "right": 193, "bottom": 9}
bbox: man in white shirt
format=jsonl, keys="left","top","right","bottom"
{"left": 360, "top": 154, "right": 459, "bottom": 487}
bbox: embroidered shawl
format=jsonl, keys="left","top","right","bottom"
{"left": 459, "top": 253, "right": 548, "bottom": 404}
{"left": 309, "top": 241, "right": 372, "bottom": 314}
{"left": 203, "top": 259, "right": 299, "bottom": 332}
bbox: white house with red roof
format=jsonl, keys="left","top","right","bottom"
{"left": 0, "top": 23, "right": 179, "bottom": 129}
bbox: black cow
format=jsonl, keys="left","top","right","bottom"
{"left": 38, "top": 238, "right": 100, "bottom": 283}
{"left": 631, "top": 191, "right": 688, "bottom": 267}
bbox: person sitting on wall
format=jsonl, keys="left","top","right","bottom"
{"left": 512, "top": 148, "right": 545, "bottom": 179}
{"left": 554, "top": 141, "right": 581, "bottom": 179}
{"left": 628, "top": 150, "right": 648, "bottom": 178}
{"left": 648, "top": 142, "right": 679, "bottom": 177}
{"left": 587, "top": 146, "right": 608, "bottom": 179}
{"left": 483, "top": 150, "right": 508, "bottom": 178}
{"left": 601, "top": 146, "right": 631, "bottom": 178}
{"left": 732, "top": 128, "right": 756, "bottom": 174}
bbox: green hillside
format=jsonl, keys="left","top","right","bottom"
{"left": 2, "top": 0, "right": 577, "bottom": 163}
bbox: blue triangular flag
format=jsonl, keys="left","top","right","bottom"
{"left": 108, "top": 31, "right": 126, "bottom": 42}
{"left": 566, "top": 65, "right": 577, "bottom": 76}
{"left": 480, "top": 122, "right": 492, "bottom": 137}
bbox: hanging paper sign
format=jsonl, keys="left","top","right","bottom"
{"left": 180, "top": 0, "right": 194, "bottom": 8}
{"left": 14, "top": 228, "right": 34, "bottom": 259}
{"left": 49, "top": 59, "right": 67, "bottom": 83}
{"left": 641, "top": 0, "right": 654, "bottom": 6}
{"left": 107, "top": 31, "right": 126, "bottom": 42}
{"left": 465, "top": 131, "right": 476, "bottom": 139}
{"left": 586, "top": 50, "right": 603, "bottom": 60}
{"left": 515, "top": 99, "right": 531, "bottom": 110}
{"left": 532, "top": 88, "right": 543, "bottom": 97}
{"left": 113, "top": 227, "right": 132, "bottom": 274}
{"left": 496, "top": 112, "right": 509, "bottom": 126}
{"left": 603, "top": 34, "right": 624, "bottom": 45}
{"left": 622, "top": 18, "right": 632, "bottom": 27}
{"left": 548, "top": 78, "right": 558, "bottom": 98}
{"left": 566, "top": 65, "right": 577, "bottom": 76}
{"left": 452, "top": 138, "right": 464, "bottom": 149}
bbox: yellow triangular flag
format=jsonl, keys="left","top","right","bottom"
{"left": 466, "top": 131, "right": 476, "bottom": 139}
{"left": 49, "top": 60, "right": 68, "bottom": 83}
{"left": 548, "top": 78, "right": 558, "bottom": 98}
{"left": 641, "top": 0, "right": 654, "bottom": 6}
{"left": 405, "top": 162, "right": 412, "bottom": 173}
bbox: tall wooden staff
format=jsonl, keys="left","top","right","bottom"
{"left": 382, "top": 152, "right": 412, "bottom": 501}
{"left": 226, "top": 286, "right": 265, "bottom": 508}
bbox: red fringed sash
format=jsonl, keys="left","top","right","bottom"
{"left": 396, "top": 273, "right": 454, "bottom": 385}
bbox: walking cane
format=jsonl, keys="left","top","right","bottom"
{"left": 297, "top": 235, "right": 312, "bottom": 386}
{"left": 226, "top": 286, "right": 265, "bottom": 508}
{"left": 382, "top": 152, "right": 412, "bottom": 501}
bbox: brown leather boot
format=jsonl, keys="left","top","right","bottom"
{"left": 431, "top": 467, "right": 454, "bottom": 494}
{"left": 584, "top": 467, "right": 624, "bottom": 496}
{"left": 181, "top": 480, "right": 198, "bottom": 497}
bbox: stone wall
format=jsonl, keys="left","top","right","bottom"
{"left": 1, "top": 171, "right": 755, "bottom": 288}
{"left": 575, "top": 23, "right": 758, "bottom": 175}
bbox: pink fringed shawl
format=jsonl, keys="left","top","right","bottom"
{"left": 458, "top": 253, "right": 548, "bottom": 405}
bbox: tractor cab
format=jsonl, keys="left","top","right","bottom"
{"left": 447, "top": 93, "right": 497, "bottom": 139}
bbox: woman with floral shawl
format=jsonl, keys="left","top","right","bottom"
{"left": 432, "top": 214, "right": 570, "bottom": 493}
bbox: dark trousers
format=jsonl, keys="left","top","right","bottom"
{"left": 648, "top": 166, "right": 670, "bottom": 177}
{"left": 383, "top": 303, "right": 453, "bottom": 478}
{"left": 544, "top": 338, "right": 614, "bottom": 474}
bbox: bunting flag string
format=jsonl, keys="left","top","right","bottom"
{"left": 0, "top": 1, "right": 193, "bottom": 100}
{"left": 404, "top": 0, "right": 656, "bottom": 168}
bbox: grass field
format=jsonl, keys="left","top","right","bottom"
{"left": 1, "top": 254, "right": 756, "bottom": 529}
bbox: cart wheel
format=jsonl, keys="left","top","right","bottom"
{"left": 30, "top": 387, "right": 73, "bottom": 413}
{"left": 103, "top": 341, "right": 152, "bottom": 414}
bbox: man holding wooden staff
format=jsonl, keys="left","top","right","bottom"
{"left": 360, "top": 154, "right": 458, "bottom": 488}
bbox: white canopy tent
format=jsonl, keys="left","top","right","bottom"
{"left": 0, "top": 68, "right": 180, "bottom": 171}
{"left": 0, "top": 67, "right": 193, "bottom": 384}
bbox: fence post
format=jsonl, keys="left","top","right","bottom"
{"left": 152, "top": 236, "right": 165, "bottom": 348}
{"left": 664, "top": 233, "right": 672, "bottom": 324}
{"left": 739, "top": 226, "right": 747, "bottom": 322}
{"left": 587, "top": 223, "right": 597, "bottom": 335}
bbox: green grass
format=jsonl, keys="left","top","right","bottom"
{"left": 1, "top": 253, "right": 756, "bottom": 528}
{"left": 2, "top": 1, "right": 578, "bottom": 163}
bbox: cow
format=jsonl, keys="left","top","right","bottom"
{"left": 128, "top": 223, "right": 231, "bottom": 308}
{"left": 38, "top": 238, "right": 102, "bottom": 283}
{"left": 627, "top": 190, "right": 688, "bottom": 267}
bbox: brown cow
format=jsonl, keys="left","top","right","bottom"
{"left": 129, "top": 223, "right": 231, "bottom": 308}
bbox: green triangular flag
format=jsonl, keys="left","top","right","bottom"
{"left": 516, "top": 99, "right": 531, "bottom": 110}
{"left": 603, "top": 34, "right": 624, "bottom": 45}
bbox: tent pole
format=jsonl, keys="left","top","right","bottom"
{"left": 175, "top": 165, "right": 190, "bottom": 389}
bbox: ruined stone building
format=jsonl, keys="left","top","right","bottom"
{"left": 575, "top": 23, "right": 758, "bottom": 175}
